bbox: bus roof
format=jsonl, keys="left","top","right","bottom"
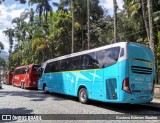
{"left": 14, "top": 65, "right": 27, "bottom": 70}
{"left": 45, "top": 42, "right": 127, "bottom": 64}
{"left": 14, "top": 64, "right": 40, "bottom": 70}
{"left": 45, "top": 42, "right": 150, "bottom": 64}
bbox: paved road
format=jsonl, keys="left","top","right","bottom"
{"left": 0, "top": 84, "right": 160, "bottom": 123}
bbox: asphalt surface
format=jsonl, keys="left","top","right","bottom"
{"left": 0, "top": 84, "right": 160, "bottom": 123}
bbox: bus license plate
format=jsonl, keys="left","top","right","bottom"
{"left": 141, "top": 96, "right": 145, "bottom": 100}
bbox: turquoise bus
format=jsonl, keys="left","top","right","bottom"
{"left": 38, "top": 42, "right": 155, "bottom": 104}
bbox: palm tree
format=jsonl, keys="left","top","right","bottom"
{"left": 71, "top": 0, "right": 75, "bottom": 53}
{"left": 28, "top": 0, "right": 52, "bottom": 24}
{"left": 53, "top": 0, "right": 75, "bottom": 53}
{"left": 12, "top": 17, "right": 26, "bottom": 42}
{"left": 147, "top": 0, "right": 154, "bottom": 53}
{"left": 124, "top": 0, "right": 150, "bottom": 43}
{"left": 20, "top": 8, "right": 35, "bottom": 39}
{"left": 87, "top": 0, "right": 90, "bottom": 49}
{"left": 3, "top": 28, "right": 14, "bottom": 53}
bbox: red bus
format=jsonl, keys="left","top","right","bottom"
{"left": 3, "top": 76, "right": 7, "bottom": 84}
{"left": 4, "top": 71, "right": 13, "bottom": 85}
{"left": 12, "top": 64, "right": 41, "bottom": 89}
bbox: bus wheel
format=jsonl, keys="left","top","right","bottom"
{"left": 43, "top": 85, "right": 49, "bottom": 94}
{"left": 78, "top": 88, "right": 88, "bottom": 104}
{"left": 23, "top": 84, "right": 26, "bottom": 89}
{"left": 21, "top": 82, "right": 24, "bottom": 89}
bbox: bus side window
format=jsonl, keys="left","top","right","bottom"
{"left": 49, "top": 61, "right": 60, "bottom": 72}
{"left": 83, "top": 54, "right": 92, "bottom": 69}
{"left": 37, "top": 67, "right": 43, "bottom": 78}
{"left": 25, "top": 66, "right": 29, "bottom": 73}
{"left": 81, "top": 55, "right": 86, "bottom": 69}
{"left": 120, "top": 48, "right": 124, "bottom": 57}
{"left": 87, "top": 53, "right": 99, "bottom": 69}
{"left": 61, "top": 59, "right": 68, "bottom": 71}
{"left": 44, "top": 63, "right": 51, "bottom": 73}
{"left": 81, "top": 53, "right": 99, "bottom": 69}
{"left": 69, "top": 56, "right": 81, "bottom": 71}
{"left": 96, "top": 47, "right": 120, "bottom": 68}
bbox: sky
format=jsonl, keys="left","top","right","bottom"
{"left": 0, "top": 0, "right": 124, "bottom": 52}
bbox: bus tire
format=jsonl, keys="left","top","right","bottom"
{"left": 23, "top": 84, "right": 26, "bottom": 89}
{"left": 78, "top": 88, "right": 88, "bottom": 104}
{"left": 43, "top": 84, "right": 49, "bottom": 94}
{"left": 21, "top": 82, "right": 24, "bottom": 89}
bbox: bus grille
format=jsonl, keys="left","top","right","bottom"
{"left": 131, "top": 66, "right": 152, "bottom": 74}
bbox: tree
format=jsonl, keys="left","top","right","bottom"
{"left": 141, "top": 0, "right": 150, "bottom": 42}
{"left": 113, "top": 0, "right": 117, "bottom": 43}
{"left": 54, "top": 0, "right": 75, "bottom": 53}
{"left": 147, "top": 0, "right": 154, "bottom": 53}
{"left": 87, "top": 0, "right": 90, "bottom": 49}
{"left": 3, "top": 28, "right": 14, "bottom": 53}
{"left": 28, "top": 0, "right": 52, "bottom": 24}
{"left": 0, "top": 41, "right": 4, "bottom": 51}
{"left": 0, "top": 57, "right": 5, "bottom": 66}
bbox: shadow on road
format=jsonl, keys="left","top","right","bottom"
{"left": 0, "top": 90, "right": 52, "bottom": 102}
{"left": 50, "top": 93, "right": 79, "bottom": 102}
{"left": 0, "top": 107, "right": 33, "bottom": 114}
{"left": 0, "top": 108, "right": 34, "bottom": 122}
{"left": 48, "top": 93, "right": 160, "bottom": 115}
{"left": 1, "top": 85, "right": 160, "bottom": 116}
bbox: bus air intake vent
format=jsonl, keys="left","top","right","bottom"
{"left": 131, "top": 66, "right": 152, "bottom": 74}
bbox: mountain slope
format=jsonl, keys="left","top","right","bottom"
{"left": 0, "top": 50, "right": 9, "bottom": 61}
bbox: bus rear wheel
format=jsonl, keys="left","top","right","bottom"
{"left": 78, "top": 88, "right": 88, "bottom": 104}
{"left": 21, "top": 81, "right": 25, "bottom": 89}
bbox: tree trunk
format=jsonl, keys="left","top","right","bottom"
{"left": 113, "top": 0, "right": 117, "bottom": 43}
{"left": 87, "top": 0, "right": 90, "bottom": 50}
{"left": 82, "top": 27, "right": 84, "bottom": 50}
{"left": 71, "top": 1, "right": 74, "bottom": 53}
{"left": 141, "top": 0, "right": 150, "bottom": 42}
{"left": 148, "top": 0, "right": 157, "bottom": 83}
{"left": 147, "top": 0, "right": 154, "bottom": 53}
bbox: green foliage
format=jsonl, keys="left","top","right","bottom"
{"left": 4, "top": 0, "right": 160, "bottom": 80}
{"left": 0, "top": 57, "right": 5, "bottom": 66}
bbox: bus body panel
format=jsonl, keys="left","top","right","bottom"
{"left": 12, "top": 74, "right": 26, "bottom": 87}
{"left": 12, "top": 64, "right": 40, "bottom": 89}
{"left": 8, "top": 71, "right": 14, "bottom": 85}
{"left": 3, "top": 71, "right": 13, "bottom": 85}
{"left": 38, "top": 42, "right": 155, "bottom": 104}
{"left": 12, "top": 65, "right": 26, "bottom": 87}
{"left": 24, "top": 64, "right": 40, "bottom": 88}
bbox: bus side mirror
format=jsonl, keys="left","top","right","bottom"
{"left": 37, "top": 67, "right": 43, "bottom": 78}
{"left": 25, "top": 66, "right": 29, "bottom": 73}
